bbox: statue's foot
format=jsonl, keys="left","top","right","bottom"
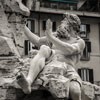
{"left": 16, "top": 73, "right": 31, "bottom": 94}
{"left": 16, "top": 0, "right": 30, "bottom": 16}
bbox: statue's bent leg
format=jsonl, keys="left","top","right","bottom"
{"left": 26, "top": 45, "right": 52, "bottom": 86}
{"left": 16, "top": 45, "right": 51, "bottom": 94}
{"left": 69, "top": 81, "right": 81, "bottom": 100}
{"left": 16, "top": 72, "right": 31, "bottom": 94}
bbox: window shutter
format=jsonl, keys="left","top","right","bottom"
{"left": 86, "top": 24, "right": 90, "bottom": 33}
{"left": 78, "top": 69, "right": 81, "bottom": 77}
{"left": 52, "top": 22, "right": 56, "bottom": 32}
{"left": 42, "top": 21, "right": 46, "bottom": 30}
{"left": 31, "top": 20, "right": 35, "bottom": 33}
{"left": 86, "top": 41, "right": 91, "bottom": 52}
{"left": 29, "top": 41, "right": 31, "bottom": 51}
{"left": 24, "top": 40, "right": 28, "bottom": 55}
{"left": 89, "top": 69, "right": 94, "bottom": 83}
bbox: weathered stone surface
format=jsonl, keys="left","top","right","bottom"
{"left": 0, "top": 1, "right": 12, "bottom": 38}
{"left": 0, "top": 57, "right": 56, "bottom": 100}
{"left": 0, "top": 36, "right": 20, "bottom": 57}
{"left": 2, "top": 0, "right": 30, "bottom": 16}
{"left": 0, "top": 0, "right": 30, "bottom": 56}
{"left": 0, "top": 57, "right": 100, "bottom": 100}
{"left": 82, "top": 81, "right": 95, "bottom": 100}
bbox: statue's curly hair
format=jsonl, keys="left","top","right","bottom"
{"left": 63, "top": 13, "right": 81, "bottom": 32}
{"left": 56, "top": 13, "right": 81, "bottom": 38}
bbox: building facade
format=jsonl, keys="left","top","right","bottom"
{"left": 23, "top": 0, "right": 100, "bottom": 86}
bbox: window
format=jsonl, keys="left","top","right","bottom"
{"left": 80, "top": 24, "right": 91, "bottom": 61}
{"left": 42, "top": 21, "right": 56, "bottom": 32}
{"left": 80, "top": 24, "right": 90, "bottom": 38}
{"left": 27, "top": 20, "right": 35, "bottom": 33}
{"left": 78, "top": 68, "right": 94, "bottom": 83}
{"left": 80, "top": 24, "right": 86, "bottom": 38}
{"left": 24, "top": 40, "right": 34, "bottom": 55}
{"left": 81, "top": 40, "right": 91, "bottom": 61}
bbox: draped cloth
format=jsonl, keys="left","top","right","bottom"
{"left": 37, "top": 51, "right": 82, "bottom": 98}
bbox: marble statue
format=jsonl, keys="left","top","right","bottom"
{"left": 0, "top": 0, "right": 98, "bottom": 100}
{"left": 17, "top": 13, "right": 85, "bottom": 100}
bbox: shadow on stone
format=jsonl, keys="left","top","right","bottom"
{"left": 6, "top": 87, "right": 56, "bottom": 100}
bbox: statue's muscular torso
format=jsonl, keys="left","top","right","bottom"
{"left": 51, "top": 37, "right": 82, "bottom": 67}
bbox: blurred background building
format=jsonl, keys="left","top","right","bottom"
{"left": 23, "top": 0, "right": 100, "bottom": 87}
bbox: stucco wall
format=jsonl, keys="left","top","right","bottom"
{"left": 76, "top": 18, "right": 100, "bottom": 82}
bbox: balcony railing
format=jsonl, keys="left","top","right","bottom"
{"left": 34, "top": 1, "right": 100, "bottom": 13}
{"left": 40, "top": 1, "right": 77, "bottom": 10}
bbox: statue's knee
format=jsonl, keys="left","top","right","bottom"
{"left": 69, "top": 81, "right": 81, "bottom": 96}
{"left": 39, "top": 45, "right": 51, "bottom": 58}
{"left": 40, "top": 45, "right": 50, "bottom": 52}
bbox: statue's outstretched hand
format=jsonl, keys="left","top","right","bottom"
{"left": 45, "top": 19, "right": 52, "bottom": 36}
{"left": 46, "top": 19, "right": 52, "bottom": 31}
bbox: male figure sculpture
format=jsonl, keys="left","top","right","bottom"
{"left": 17, "top": 13, "right": 85, "bottom": 100}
